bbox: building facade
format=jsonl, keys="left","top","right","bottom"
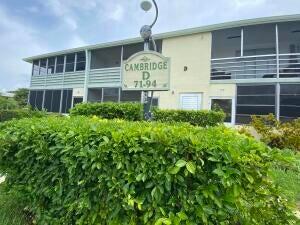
{"left": 24, "top": 15, "right": 300, "bottom": 124}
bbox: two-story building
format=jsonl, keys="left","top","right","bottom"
{"left": 24, "top": 14, "right": 300, "bottom": 124}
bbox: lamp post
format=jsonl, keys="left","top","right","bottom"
{"left": 140, "top": 0, "right": 159, "bottom": 119}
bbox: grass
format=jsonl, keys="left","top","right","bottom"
{"left": 0, "top": 181, "right": 30, "bottom": 225}
{"left": 269, "top": 150, "right": 300, "bottom": 224}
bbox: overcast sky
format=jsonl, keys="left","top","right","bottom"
{"left": 0, "top": 0, "right": 300, "bottom": 92}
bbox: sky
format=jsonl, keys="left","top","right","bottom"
{"left": 0, "top": 0, "right": 300, "bottom": 92}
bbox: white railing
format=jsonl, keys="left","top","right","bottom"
{"left": 211, "top": 53, "right": 300, "bottom": 80}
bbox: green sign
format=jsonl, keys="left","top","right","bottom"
{"left": 122, "top": 51, "right": 170, "bottom": 91}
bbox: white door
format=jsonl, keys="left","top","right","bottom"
{"left": 180, "top": 93, "right": 202, "bottom": 110}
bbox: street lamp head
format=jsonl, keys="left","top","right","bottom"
{"left": 140, "top": 0, "right": 152, "bottom": 12}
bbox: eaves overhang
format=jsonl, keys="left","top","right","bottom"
{"left": 23, "top": 14, "right": 300, "bottom": 63}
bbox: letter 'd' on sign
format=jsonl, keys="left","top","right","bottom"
{"left": 122, "top": 51, "right": 170, "bottom": 91}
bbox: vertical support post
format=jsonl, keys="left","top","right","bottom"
{"left": 241, "top": 28, "right": 244, "bottom": 57}
{"left": 276, "top": 83, "right": 280, "bottom": 121}
{"left": 83, "top": 49, "right": 90, "bottom": 102}
{"left": 275, "top": 24, "right": 280, "bottom": 79}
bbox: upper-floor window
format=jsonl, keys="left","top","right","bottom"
{"left": 91, "top": 46, "right": 122, "bottom": 69}
{"left": 39, "top": 59, "right": 47, "bottom": 75}
{"left": 55, "top": 56, "right": 65, "bottom": 73}
{"left": 76, "top": 51, "right": 86, "bottom": 71}
{"left": 278, "top": 21, "right": 300, "bottom": 54}
{"left": 65, "top": 53, "right": 76, "bottom": 72}
{"left": 47, "top": 57, "right": 55, "bottom": 74}
{"left": 123, "top": 43, "right": 144, "bottom": 60}
{"left": 211, "top": 28, "right": 241, "bottom": 59}
{"left": 32, "top": 60, "right": 39, "bottom": 76}
{"left": 243, "top": 24, "right": 276, "bottom": 56}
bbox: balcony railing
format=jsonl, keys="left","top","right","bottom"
{"left": 211, "top": 53, "right": 300, "bottom": 80}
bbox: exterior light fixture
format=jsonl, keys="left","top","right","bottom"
{"left": 140, "top": 0, "right": 152, "bottom": 12}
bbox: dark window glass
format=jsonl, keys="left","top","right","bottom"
{"left": 39, "top": 58, "right": 47, "bottom": 75}
{"left": 65, "top": 54, "right": 75, "bottom": 72}
{"left": 55, "top": 56, "right": 64, "bottom": 73}
{"left": 76, "top": 52, "right": 86, "bottom": 71}
{"left": 278, "top": 21, "right": 300, "bottom": 54}
{"left": 123, "top": 43, "right": 144, "bottom": 60}
{"left": 73, "top": 97, "right": 83, "bottom": 107}
{"left": 88, "top": 88, "right": 102, "bottom": 102}
{"left": 61, "top": 90, "right": 73, "bottom": 113}
{"left": 237, "top": 96, "right": 275, "bottom": 105}
{"left": 280, "top": 84, "right": 300, "bottom": 120}
{"left": 29, "top": 91, "right": 37, "bottom": 107}
{"left": 243, "top": 24, "right": 276, "bottom": 56}
{"left": 52, "top": 90, "right": 61, "bottom": 113}
{"left": 211, "top": 99, "right": 232, "bottom": 123}
{"left": 35, "top": 91, "right": 44, "bottom": 110}
{"left": 120, "top": 91, "right": 141, "bottom": 102}
{"left": 91, "top": 47, "right": 121, "bottom": 69}
{"left": 32, "top": 60, "right": 39, "bottom": 76}
{"left": 47, "top": 57, "right": 55, "bottom": 74}
{"left": 236, "top": 84, "right": 276, "bottom": 124}
{"left": 103, "top": 88, "right": 119, "bottom": 102}
{"left": 237, "top": 85, "right": 275, "bottom": 95}
{"left": 211, "top": 28, "right": 241, "bottom": 58}
{"left": 44, "top": 90, "right": 53, "bottom": 112}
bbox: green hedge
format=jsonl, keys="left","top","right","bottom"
{"left": 153, "top": 108, "right": 225, "bottom": 127}
{"left": 70, "top": 102, "right": 143, "bottom": 121}
{"left": 0, "top": 117, "right": 296, "bottom": 224}
{"left": 0, "top": 108, "right": 46, "bottom": 123}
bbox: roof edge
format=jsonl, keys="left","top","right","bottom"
{"left": 23, "top": 14, "right": 300, "bottom": 63}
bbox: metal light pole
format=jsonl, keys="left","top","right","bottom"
{"left": 140, "top": 0, "right": 159, "bottom": 119}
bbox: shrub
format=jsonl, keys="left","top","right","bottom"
{"left": 70, "top": 102, "right": 143, "bottom": 121}
{"left": 251, "top": 114, "right": 300, "bottom": 151}
{"left": 0, "top": 117, "right": 296, "bottom": 224}
{"left": 0, "top": 108, "right": 46, "bottom": 123}
{"left": 152, "top": 108, "right": 225, "bottom": 127}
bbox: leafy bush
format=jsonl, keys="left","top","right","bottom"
{"left": 0, "top": 117, "right": 297, "bottom": 224}
{"left": 251, "top": 114, "right": 300, "bottom": 151}
{"left": 152, "top": 108, "right": 225, "bottom": 127}
{"left": 70, "top": 102, "right": 143, "bottom": 121}
{"left": 0, "top": 108, "right": 46, "bottom": 123}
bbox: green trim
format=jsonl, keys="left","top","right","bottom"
{"left": 23, "top": 14, "right": 300, "bottom": 63}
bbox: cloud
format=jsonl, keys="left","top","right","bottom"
{"left": 107, "top": 4, "right": 124, "bottom": 22}
{"left": 0, "top": 5, "right": 49, "bottom": 91}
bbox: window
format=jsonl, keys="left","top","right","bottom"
{"left": 103, "top": 88, "right": 119, "bottom": 102}
{"left": 88, "top": 88, "right": 103, "bottom": 102}
{"left": 39, "top": 58, "right": 47, "bottom": 75}
{"left": 123, "top": 43, "right": 144, "bottom": 60}
{"left": 56, "top": 56, "right": 65, "bottom": 73}
{"left": 243, "top": 24, "right": 276, "bottom": 56}
{"left": 32, "top": 60, "right": 39, "bottom": 76}
{"left": 44, "top": 90, "right": 62, "bottom": 113}
{"left": 29, "top": 90, "right": 44, "bottom": 110}
{"left": 47, "top": 57, "right": 55, "bottom": 75}
{"left": 236, "top": 85, "right": 276, "bottom": 124}
{"left": 278, "top": 21, "right": 300, "bottom": 54}
{"left": 120, "top": 91, "right": 141, "bottom": 102}
{"left": 280, "top": 84, "right": 300, "bottom": 120}
{"left": 91, "top": 47, "right": 121, "bottom": 69}
{"left": 61, "top": 89, "right": 73, "bottom": 113}
{"left": 180, "top": 93, "right": 202, "bottom": 110}
{"left": 65, "top": 53, "right": 75, "bottom": 72}
{"left": 211, "top": 99, "right": 233, "bottom": 123}
{"left": 76, "top": 52, "right": 86, "bottom": 71}
{"left": 278, "top": 21, "right": 300, "bottom": 78}
{"left": 211, "top": 28, "right": 242, "bottom": 58}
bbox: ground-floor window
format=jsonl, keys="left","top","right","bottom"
{"left": 29, "top": 89, "right": 73, "bottom": 113}
{"left": 211, "top": 98, "right": 233, "bottom": 123}
{"left": 236, "top": 84, "right": 276, "bottom": 124}
{"left": 180, "top": 93, "right": 202, "bottom": 110}
{"left": 235, "top": 83, "right": 300, "bottom": 124}
{"left": 87, "top": 88, "right": 142, "bottom": 103}
{"left": 280, "top": 84, "right": 300, "bottom": 121}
